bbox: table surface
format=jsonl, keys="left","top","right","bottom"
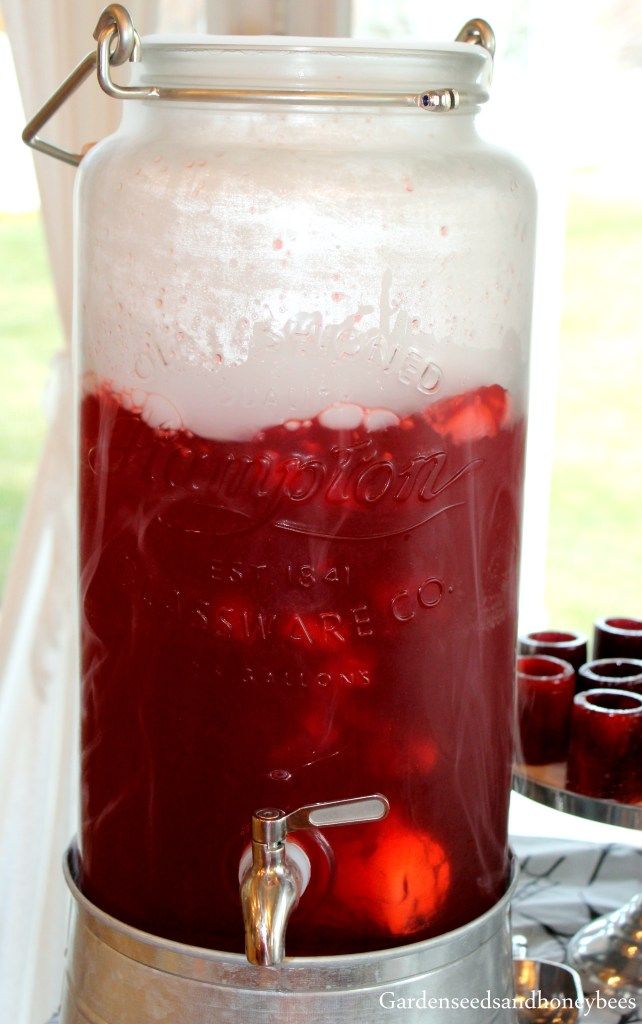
{"left": 511, "top": 837, "right": 641, "bottom": 1022}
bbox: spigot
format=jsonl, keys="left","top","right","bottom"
{"left": 239, "top": 794, "right": 389, "bottom": 966}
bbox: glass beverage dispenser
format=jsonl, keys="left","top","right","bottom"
{"left": 25, "top": 5, "right": 535, "bottom": 1018}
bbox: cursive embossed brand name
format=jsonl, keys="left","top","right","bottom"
{"left": 136, "top": 437, "right": 482, "bottom": 541}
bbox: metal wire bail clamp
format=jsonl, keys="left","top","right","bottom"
{"left": 22, "top": 5, "right": 140, "bottom": 166}
{"left": 23, "top": 7, "right": 495, "bottom": 167}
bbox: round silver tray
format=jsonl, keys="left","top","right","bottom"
{"left": 512, "top": 762, "right": 642, "bottom": 830}
{"left": 514, "top": 761, "right": 642, "bottom": 999}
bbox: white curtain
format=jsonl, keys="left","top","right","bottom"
{"left": 0, "top": 6, "right": 145, "bottom": 1019}
{"left": 0, "top": 4, "right": 349, "bottom": 1022}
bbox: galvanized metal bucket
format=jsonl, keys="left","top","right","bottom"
{"left": 60, "top": 846, "right": 517, "bottom": 1023}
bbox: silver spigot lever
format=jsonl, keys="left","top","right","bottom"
{"left": 284, "top": 794, "right": 390, "bottom": 832}
{"left": 240, "top": 794, "right": 389, "bottom": 967}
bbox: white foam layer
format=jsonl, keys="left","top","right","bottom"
{"left": 77, "top": 108, "right": 534, "bottom": 440}
{"left": 83, "top": 295, "right": 522, "bottom": 439}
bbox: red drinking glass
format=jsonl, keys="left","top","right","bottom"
{"left": 566, "top": 689, "right": 642, "bottom": 803}
{"left": 518, "top": 630, "right": 587, "bottom": 673}
{"left": 516, "top": 655, "right": 575, "bottom": 765}
{"left": 577, "top": 659, "right": 642, "bottom": 697}
{"left": 593, "top": 617, "right": 642, "bottom": 661}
